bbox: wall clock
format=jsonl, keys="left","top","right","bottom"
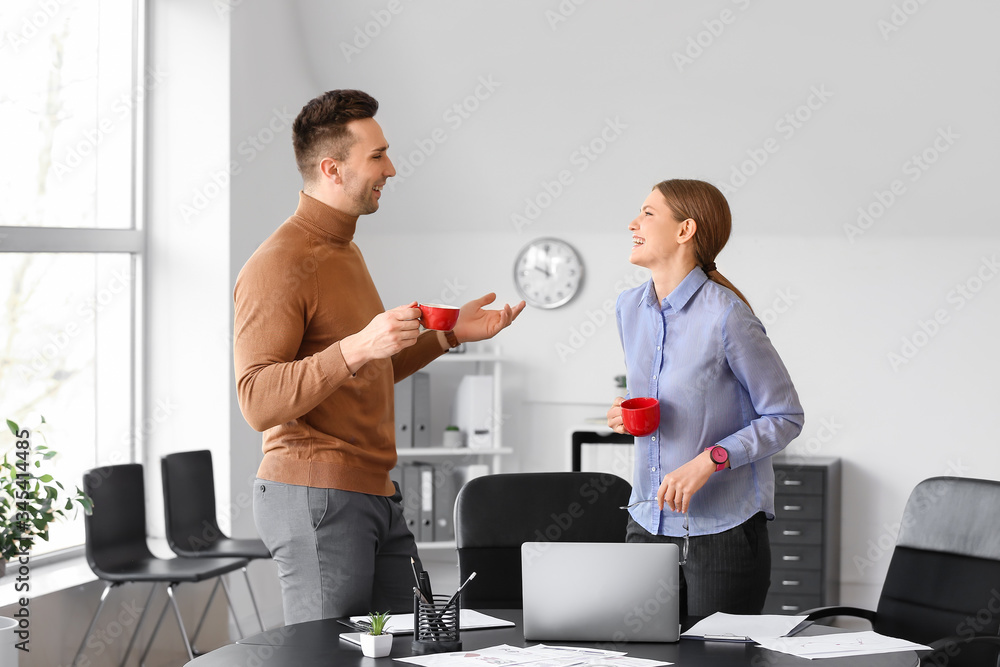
{"left": 513, "top": 237, "right": 584, "bottom": 309}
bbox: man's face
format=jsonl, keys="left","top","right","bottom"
{"left": 336, "top": 117, "right": 396, "bottom": 216}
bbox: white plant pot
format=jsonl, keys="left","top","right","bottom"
{"left": 360, "top": 633, "right": 392, "bottom": 658}
{"left": 0, "top": 617, "right": 20, "bottom": 667}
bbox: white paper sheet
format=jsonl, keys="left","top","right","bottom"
{"left": 681, "top": 612, "right": 808, "bottom": 642}
{"left": 394, "top": 643, "right": 672, "bottom": 667}
{"left": 754, "top": 631, "right": 931, "bottom": 659}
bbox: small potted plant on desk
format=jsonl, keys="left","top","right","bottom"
{"left": 361, "top": 611, "right": 392, "bottom": 658}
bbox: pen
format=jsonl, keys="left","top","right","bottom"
{"left": 413, "top": 586, "right": 430, "bottom": 605}
{"left": 410, "top": 557, "right": 422, "bottom": 589}
{"left": 442, "top": 571, "right": 477, "bottom": 611}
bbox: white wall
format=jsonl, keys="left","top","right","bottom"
{"left": 229, "top": 0, "right": 1000, "bottom": 613}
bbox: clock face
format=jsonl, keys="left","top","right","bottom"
{"left": 513, "top": 238, "right": 584, "bottom": 309}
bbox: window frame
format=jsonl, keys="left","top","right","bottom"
{"left": 0, "top": 0, "right": 146, "bottom": 561}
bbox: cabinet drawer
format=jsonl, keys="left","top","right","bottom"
{"left": 771, "top": 519, "right": 823, "bottom": 545}
{"left": 771, "top": 568, "right": 821, "bottom": 594}
{"left": 774, "top": 468, "right": 825, "bottom": 495}
{"left": 772, "top": 544, "right": 822, "bottom": 569}
{"left": 762, "top": 593, "right": 822, "bottom": 615}
{"left": 774, "top": 494, "right": 823, "bottom": 520}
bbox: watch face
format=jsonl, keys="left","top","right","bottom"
{"left": 710, "top": 446, "right": 728, "bottom": 464}
{"left": 513, "top": 238, "right": 584, "bottom": 309}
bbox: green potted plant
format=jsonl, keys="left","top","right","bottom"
{"left": 1, "top": 418, "right": 93, "bottom": 576}
{"left": 360, "top": 611, "right": 392, "bottom": 658}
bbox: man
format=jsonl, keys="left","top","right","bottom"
{"left": 234, "top": 89, "right": 525, "bottom": 624}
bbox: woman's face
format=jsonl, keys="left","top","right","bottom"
{"left": 628, "top": 189, "right": 682, "bottom": 269}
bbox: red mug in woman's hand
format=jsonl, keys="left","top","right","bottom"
{"left": 621, "top": 397, "right": 660, "bottom": 436}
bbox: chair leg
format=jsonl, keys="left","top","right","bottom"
{"left": 166, "top": 583, "right": 195, "bottom": 661}
{"left": 118, "top": 583, "right": 158, "bottom": 667}
{"left": 188, "top": 577, "right": 221, "bottom": 652}
{"left": 242, "top": 565, "right": 266, "bottom": 633}
{"left": 138, "top": 592, "right": 173, "bottom": 667}
{"left": 72, "top": 582, "right": 114, "bottom": 667}
{"left": 219, "top": 573, "right": 245, "bottom": 638}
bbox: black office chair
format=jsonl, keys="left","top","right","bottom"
{"left": 454, "top": 471, "right": 631, "bottom": 608}
{"left": 803, "top": 476, "right": 1000, "bottom": 667}
{"left": 74, "top": 463, "right": 249, "bottom": 667}
{"left": 161, "top": 450, "right": 269, "bottom": 640}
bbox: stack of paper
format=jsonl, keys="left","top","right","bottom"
{"left": 681, "top": 612, "right": 809, "bottom": 642}
{"left": 754, "top": 631, "right": 931, "bottom": 660}
{"left": 396, "top": 643, "right": 672, "bottom": 667}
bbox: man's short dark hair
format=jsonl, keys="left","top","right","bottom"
{"left": 292, "top": 89, "right": 378, "bottom": 180}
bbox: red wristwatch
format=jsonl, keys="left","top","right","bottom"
{"left": 705, "top": 446, "right": 729, "bottom": 472}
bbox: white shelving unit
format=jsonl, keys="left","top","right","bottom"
{"left": 396, "top": 345, "right": 509, "bottom": 550}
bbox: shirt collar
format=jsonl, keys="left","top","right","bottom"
{"left": 292, "top": 191, "right": 359, "bottom": 244}
{"left": 639, "top": 267, "right": 709, "bottom": 312}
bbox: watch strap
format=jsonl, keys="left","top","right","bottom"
{"left": 444, "top": 330, "right": 461, "bottom": 349}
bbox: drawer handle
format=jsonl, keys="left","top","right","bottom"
{"left": 782, "top": 505, "right": 803, "bottom": 511}
{"left": 782, "top": 480, "right": 803, "bottom": 486}
{"left": 781, "top": 580, "right": 801, "bottom": 586}
{"left": 782, "top": 555, "right": 801, "bottom": 561}
{"left": 781, "top": 605, "right": 800, "bottom": 612}
{"left": 782, "top": 530, "right": 802, "bottom": 536}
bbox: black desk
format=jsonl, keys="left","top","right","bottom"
{"left": 185, "top": 609, "right": 920, "bottom": 667}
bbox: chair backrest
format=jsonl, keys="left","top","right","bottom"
{"left": 875, "top": 476, "right": 1000, "bottom": 667}
{"left": 83, "top": 463, "right": 154, "bottom": 576}
{"left": 454, "top": 472, "right": 631, "bottom": 608}
{"left": 161, "top": 450, "right": 222, "bottom": 555}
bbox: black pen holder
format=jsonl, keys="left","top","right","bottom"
{"left": 411, "top": 594, "right": 461, "bottom": 654}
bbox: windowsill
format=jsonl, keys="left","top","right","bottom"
{"left": 0, "top": 552, "right": 97, "bottom": 608}
{"left": 0, "top": 539, "right": 175, "bottom": 609}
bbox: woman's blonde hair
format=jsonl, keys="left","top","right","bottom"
{"left": 653, "top": 179, "right": 752, "bottom": 311}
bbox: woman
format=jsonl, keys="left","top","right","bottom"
{"left": 607, "top": 179, "right": 804, "bottom": 617}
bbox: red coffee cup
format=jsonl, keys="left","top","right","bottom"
{"left": 418, "top": 303, "right": 460, "bottom": 331}
{"left": 621, "top": 397, "right": 660, "bottom": 436}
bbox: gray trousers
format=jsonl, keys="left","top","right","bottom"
{"left": 253, "top": 478, "right": 422, "bottom": 624}
{"left": 626, "top": 511, "right": 771, "bottom": 618}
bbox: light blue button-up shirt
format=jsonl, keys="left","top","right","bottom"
{"left": 616, "top": 267, "right": 804, "bottom": 537}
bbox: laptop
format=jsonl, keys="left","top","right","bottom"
{"left": 521, "top": 542, "right": 680, "bottom": 642}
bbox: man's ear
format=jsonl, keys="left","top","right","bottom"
{"left": 319, "top": 156, "right": 342, "bottom": 184}
{"left": 677, "top": 217, "right": 697, "bottom": 245}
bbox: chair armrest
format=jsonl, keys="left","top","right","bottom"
{"left": 800, "top": 606, "right": 878, "bottom": 625}
{"left": 920, "top": 633, "right": 1000, "bottom": 666}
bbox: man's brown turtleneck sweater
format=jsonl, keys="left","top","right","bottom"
{"left": 234, "top": 192, "right": 446, "bottom": 495}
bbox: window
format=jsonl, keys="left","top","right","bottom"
{"left": 1, "top": 0, "right": 143, "bottom": 556}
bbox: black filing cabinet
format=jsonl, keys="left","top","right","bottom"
{"left": 764, "top": 456, "right": 841, "bottom": 614}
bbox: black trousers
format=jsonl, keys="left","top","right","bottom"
{"left": 626, "top": 511, "right": 771, "bottom": 618}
